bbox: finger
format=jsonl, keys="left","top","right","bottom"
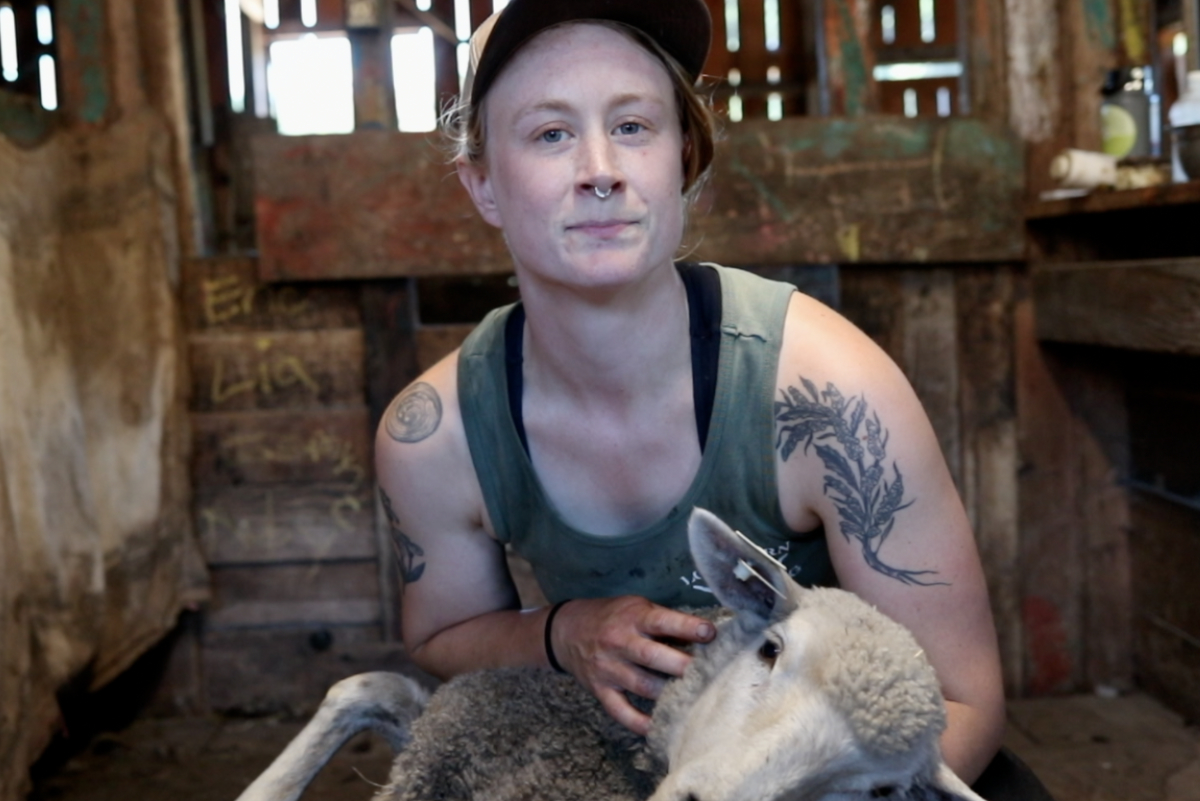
{"left": 595, "top": 685, "right": 652, "bottom": 736}
{"left": 627, "top": 636, "right": 691, "bottom": 679}
{"left": 640, "top": 606, "right": 716, "bottom": 644}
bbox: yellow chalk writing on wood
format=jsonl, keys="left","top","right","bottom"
{"left": 202, "top": 275, "right": 257, "bottom": 325}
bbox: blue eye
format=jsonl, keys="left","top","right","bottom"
{"left": 540, "top": 129, "right": 565, "bottom": 143}
{"left": 617, "top": 122, "right": 644, "bottom": 135}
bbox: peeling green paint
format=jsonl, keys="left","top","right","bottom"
{"left": 831, "top": 0, "right": 869, "bottom": 116}
{"left": 59, "top": 0, "right": 109, "bottom": 123}
{"left": 946, "top": 119, "right": 1023, "bottom": 174}
{"left": 1084, "top": 0, "right": 1117, "bottom": 51}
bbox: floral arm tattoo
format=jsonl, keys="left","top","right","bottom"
{"left": 380, "top": 487, "right": 426, "bottom": 588}
{"left": 774, "top": 376, "right": 946, "bottom": 586}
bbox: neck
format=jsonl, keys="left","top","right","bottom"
{"left": 518, "top": 263, "right": 691, "bottom": 404}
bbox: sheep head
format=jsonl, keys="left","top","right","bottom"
{"left": 646, "top": 508, "right": 987, "bottom": 801}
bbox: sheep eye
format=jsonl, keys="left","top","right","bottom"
{"left": 870, "top": 786, "right": 896, "bottom": 797}
{"left": 757, "top": 639, "right": 781, "bottom": 663}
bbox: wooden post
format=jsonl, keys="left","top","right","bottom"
{"left": 347, "top": 0, "right": 397, "bottom": 130}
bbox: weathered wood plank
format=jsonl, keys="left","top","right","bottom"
{"left": 200, "top": 627, "right": 433, "bottom": 715}
{"left": 1027, "top": 184, "right": 1200, "bottom": 220}
{"left": 361, "top": 281, "right": 420, "bottom": 434}
{"left": 1015, "top": 293, "right": 1085, "bottom": 696}
{"left": 1033, "top": 259, "right": 1200, "bottom": 356}
{"left": 955, "top": 267, "right": 1021, "bottom": 693}
{"left": 416, "top": 324, "right": 475, "bottom": 372}
{"left": 211, "top": 561, "right": 380, "bottom": 606}
{"left": 961, "top": 0, "right": 1008, "bottom": 122}
{"left": 206, "top": 599, "right": 380, "bottom": 630}
{"left": 900, "top": 269, "right": 961, "bottom": 486}
{"left": 253, "top": 118, "right": 1024, "bottom": 281}
{"left": 253, "top": 131, "right": 511, "bottom": 281}
{"left": 1130, "top": 493, "right": 1200, "bottom": 722}
{"left": 818, "top": 0, "right": 876, "bottom": 115}
{"left": 191, "top": 408, "right": 372, "bottom": 486}
{"left": 181, "top": 257, "right": 361, "bottom": 332}
{"left": 195, "top": 484, "right": 377, "bottom": 564}
{"left": 839, "top": 268, "right": 905, "bottom": 360}
{"left": 188, "top": 329, "right": 366, "bottom": 412}
{"left": 698, "top": 118, "right": 1023, "bottom": 265}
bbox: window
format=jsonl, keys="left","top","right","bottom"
{"left": 1, "top": 1, "right": 58, "bottom": 111}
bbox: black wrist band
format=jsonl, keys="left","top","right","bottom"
{"left": 544, "top": 600, "right": 571, "bottom": 674}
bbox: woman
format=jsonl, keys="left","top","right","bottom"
{"left": 375, "top": 1, "right": 1043, "bottom": 796}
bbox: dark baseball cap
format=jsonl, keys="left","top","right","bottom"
{"left": 464, "top": 0, "right": 713, "bottom": 106}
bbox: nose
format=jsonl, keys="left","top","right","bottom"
{"left": 578, "top": 132, "right": 624, "bottom": 199}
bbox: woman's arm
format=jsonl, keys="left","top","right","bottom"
{"left": 376, "top": 356, "right": 713, "bottom": 734}
{"left": 775, "top": 293, "right": 1006, "bottom": 784}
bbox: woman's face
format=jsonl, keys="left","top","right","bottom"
{"left": 457, "top": 23, "right": 687, "bottom": 293}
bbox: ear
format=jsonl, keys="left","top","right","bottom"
{"left": 892, "top": 764, "right": 986, "bottom": 801}
{"left": 687, "top": 508, "right": 800, "bottom": 625}
{"left": 455, "top": 157, "right": 503, "bottom": 229}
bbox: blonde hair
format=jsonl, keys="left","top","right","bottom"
{"left": 443, "top": 20, "right": 717, "bottom": 204}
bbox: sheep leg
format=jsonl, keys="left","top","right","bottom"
{"left": 235, "top": 672, "right": 429, "bottom": 801}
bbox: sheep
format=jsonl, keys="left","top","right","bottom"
{"left": 237, "top": 508, "right": 987, "bottom": 801}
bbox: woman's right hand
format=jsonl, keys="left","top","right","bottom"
{"left": 547, "top": 596, "right": 716, "bottom": 736}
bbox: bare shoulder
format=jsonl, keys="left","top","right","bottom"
{"left": 774, "top": 291, "right": 977, "bottom": 595}
{"left": 377, "top": 352, "right": 468, "bottom": 481}
{"left": 375, "top": 351, "right": 486, "bottom": 531}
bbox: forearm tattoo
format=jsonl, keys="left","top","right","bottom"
{"left": 385, "top": 382, "right": 443, "bottom": 443}
{"left": 774, "top": 377, "right": 945, "bottom": 586}
{"left": 380, "top": 488, "right": 426, "bottom": 587}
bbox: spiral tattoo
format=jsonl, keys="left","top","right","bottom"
{"left": 385, "top": 382, "right": 443, "bottom": 443}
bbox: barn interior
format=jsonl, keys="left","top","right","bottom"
{"left": 1, "top": 0, "right": 1199, "bottom": 799}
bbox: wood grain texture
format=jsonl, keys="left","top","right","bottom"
{"left": 955, "top": 266, "right": 1022, "bottom": 694}
{"left": 188, "top": 329, "right": 366, "bottom": 412}
{"left": 195, "top": 484, "right": 377, "bottom": 564}
{"left": 1033, "top": 259, "right": 1200, "bottom": 356}
{"left": 206, "top": 599, "right": 381, "bottom": 630}
{"left": 181, "top": 257, "right": 361, "bottom": 332}
{"left": 361, "top": 281, "right": 420, "bottom": 434}
{"left": 191, "top": 408, "right": 372, "bottom": 487}
{"left": 200, "top": 626, "right": 432, "bottom": 715}
{"left": 1130, "top": 493, "right": 1200, "bottom": 722}
{"left": 416, "top": 324, "right": 475, "bottom": 372}
{"left": 210, "top": 561, "right": 381, "bottom": 609}
{"left": 1015, "top": 294, "right": 1086, "bottom": 695}
{"left": 253, "top": 118, "right": 1024, "bottom": 281}
{"left": 900, "top": 269, "right": 961, "bottom": 486}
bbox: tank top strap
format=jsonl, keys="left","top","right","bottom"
{"left": 457, "top": 265, "right": 835, "bottom": 605}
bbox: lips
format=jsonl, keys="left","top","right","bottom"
{"left": 568, "top": 219, "right": 637, "bottom": 237}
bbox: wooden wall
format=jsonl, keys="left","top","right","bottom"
{"left": 168, "top": 257, "right": 435, "bottom": 714}
{"left": 1028, "top": 191, "right": 1200, "bottom": 714}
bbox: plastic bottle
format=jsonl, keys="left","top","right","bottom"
{"left": 1102, "top": 67, "right": 1156, "bottom": 159}
{"left": 1168, "top": 71, "right": 1200, "bottom": 182}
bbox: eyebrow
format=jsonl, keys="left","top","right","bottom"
{"left": 511, "top": 93, "right": 667, "bottom": 126}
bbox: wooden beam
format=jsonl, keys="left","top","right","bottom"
{"left": 55, "top": 0, "right": 112, "bottom": 124}
{"left": 253, "top": 117, "right": 1024, "bottom": 281}
{"left": 1033, "top": 259, "right": 1200, "bottom": 355}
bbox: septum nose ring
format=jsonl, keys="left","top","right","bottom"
{"left": 593, "top": 186, "right": 613, "bottom": 200}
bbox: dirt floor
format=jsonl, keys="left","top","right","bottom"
{"left": 26, "top": 691, "right": 1200, "bottom": 801}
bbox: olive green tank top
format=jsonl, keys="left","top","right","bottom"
{"left": 457, "top": 264, "right": 835, "bottom": 607}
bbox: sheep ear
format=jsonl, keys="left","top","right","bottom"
{"left": 887, "top": 764, "right": 987, "bottom": 801}
{"left": 687, "top": 508, "right": 800, "bottom": 625}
